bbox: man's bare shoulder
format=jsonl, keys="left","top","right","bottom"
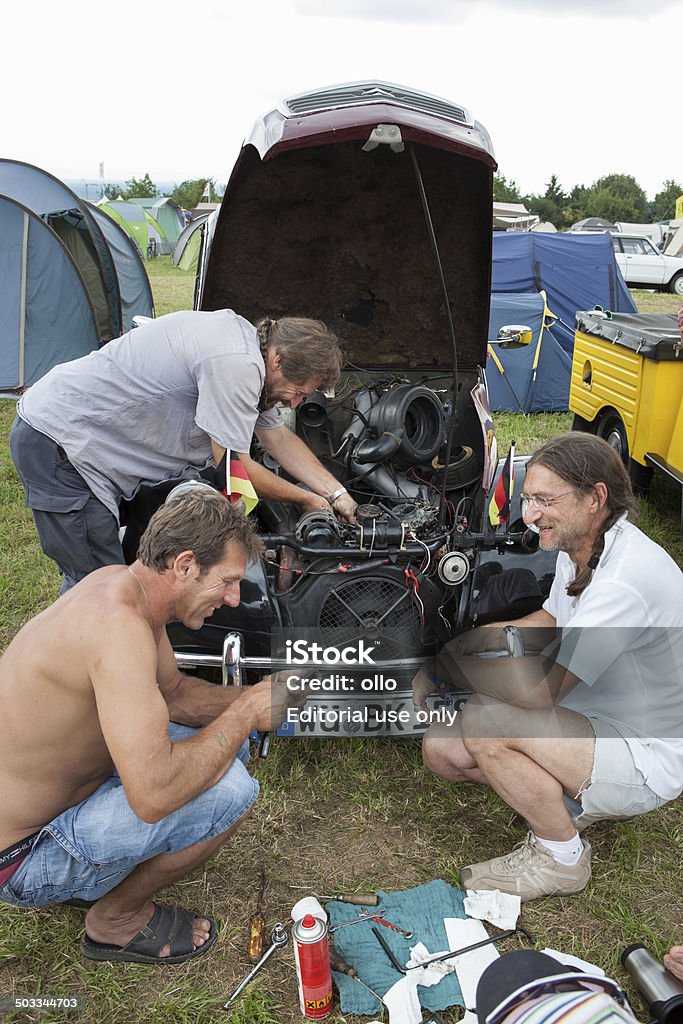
{"left": 0, "top": 566, "right": 156, "bottom": 688}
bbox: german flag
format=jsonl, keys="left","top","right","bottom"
{"left": 220, "top": 453, "right": 258, "bottom": 515}
{"left": 488, "top": 442, "right": 515, "bottom": 527}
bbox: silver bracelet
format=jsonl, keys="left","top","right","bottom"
{"left": 326, "top": 486, "right": 348, "bottom": 505}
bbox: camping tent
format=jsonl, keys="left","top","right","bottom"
{"left": 128, "top": 197, "right": 183, "bottom": 248}
{"left": 486, "top": 292, "right": 572, "bottom": 412}
{"left": 0, "top": 195, "right": 99, "bottom": 395}
{"left": 97, "top": 200, "right": 168, "bottom": 258}
{"left": 0, "top": 159, "right": 122, "bottom": 341}
{"left": 570, "top": 217, "right": 618, "bottom": 232}
{"left": 491, "top": 231, "right": 637, "bottom": 352}
{"left": 173, "top": 213, "right": 210, "bottom": 270}
{"left": 87, "top": 204, "right": 154, "bottom": 331}
{"left": 663, "top": 218, "right": 683, "bottom": 257}
{"left": 615, "top": 222, "right": 666, "bottom": 246}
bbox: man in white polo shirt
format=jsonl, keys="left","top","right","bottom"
{"left": 414, "top": 432, "right": 683, "bottom": 901}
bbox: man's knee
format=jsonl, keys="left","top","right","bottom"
{"left": 422, "top": 723, "right": 476, "bottom": 780}
{"left": 202, "top": 759, "right": 259, "bottom": 831}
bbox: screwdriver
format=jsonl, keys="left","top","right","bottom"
{"left": 315, "top": 892, "right": 379, "bottom": 906}
{"left": 247, "top": 867, "right": 267, "bottom": 961}
{"left": 329, "top": 947, "right": 385, "bottom": 1008}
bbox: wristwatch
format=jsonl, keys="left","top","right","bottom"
{"left": 326, "top": 486, "right": 348, "bottom": 505}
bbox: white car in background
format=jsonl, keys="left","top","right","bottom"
{"left": 612, "top": 233, "right": 683, "bottom": 295}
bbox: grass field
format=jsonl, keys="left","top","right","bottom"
{"left": 0, "top": 261, "right": 681, "bottom": 1024}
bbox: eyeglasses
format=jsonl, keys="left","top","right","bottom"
{"left": 520, "top": 489, "right": 576, "bottom": 513}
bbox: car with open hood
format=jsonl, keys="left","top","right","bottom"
{"left": 123, "top": 81, "right": 556, "bottom": 737}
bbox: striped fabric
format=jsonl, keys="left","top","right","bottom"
{"left": 500, "top": 990, "right": 635, "bottom": 1024}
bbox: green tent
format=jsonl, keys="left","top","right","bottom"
{"left": 127, "top": 197, "right": 184, "bottom": 247}
{"left": 97, "top": 200, "right": 168, "bottom": 259}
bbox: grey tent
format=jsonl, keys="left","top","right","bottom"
{"left": 87, "top": 203, "right": 154, "bottom": 331}
{"left": 128, "top": 197, "right": 183, "bottom": 249}
{"left": 0, "top": 195, "right": 99, "bottom": 395}
{"left": 570, "top": 217, "right": 618, "bottom": 232}
{"left": 0, "top": 159, "right": 123, "bottom": 342}
{"left": 173, "top": 213, "right": 210, "bottom": 270}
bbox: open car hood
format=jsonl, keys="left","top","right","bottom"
{"left": 200, "top": 81, "right": 496, "bottom": 371}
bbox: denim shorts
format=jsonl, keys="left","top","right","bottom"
{"left": 0, "top": 725, "right": 258, "bottom": 907}
{"left": 566, "top": 718, "right": 666, "bottom": 828}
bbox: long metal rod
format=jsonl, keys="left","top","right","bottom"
{"left": 407, "top": 142, "right": 460, "bottom": 529}
{"left": 175, "top": 653, "right": 427, "bottom": 672}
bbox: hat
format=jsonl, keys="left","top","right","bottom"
{"left": 476, "top": 950, "right": 567, "bottom": 1024}
{"left": 476, "top": 951, "right": 633, "bottom": 1024}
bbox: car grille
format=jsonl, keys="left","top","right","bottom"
{"left": 283, "top": 81, "right": 472, "bottom": 128}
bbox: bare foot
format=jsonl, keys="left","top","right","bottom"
{"left": 663, "top": 946, "right": 683, "bottom": 983}
{"left": 84, "top": 901, "right": 211, "bottom": 957}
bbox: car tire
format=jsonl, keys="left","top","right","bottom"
{"left": 669, "top": 272, "right": 683, "bottom": 296}
{"left": 628, "top": 457, "right": 653, "bottom": 493}
{"left": 571, "top": 413, "right": 594, "bottom": 434}
{"left": 597, "top": 410, "right": 628, "bottom": 465}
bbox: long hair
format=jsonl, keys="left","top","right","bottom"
{"left": 256, "top": 316, "right": 343, "bottom": 390}
{"left": 527, "top": 432, "right": 635, "bottom": 596}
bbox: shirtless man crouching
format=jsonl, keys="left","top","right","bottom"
{"left": 0, "top": 490, "right": 302, "bottom": 965}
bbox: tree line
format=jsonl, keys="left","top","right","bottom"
{"left": 106, "top": 171, "right": 682, "bottom": 229}
{"left": 103, "top": 174, "right": 222, "bottom": 211}
{"left": 495, "top": 172, "right": 682, "bottom": 229}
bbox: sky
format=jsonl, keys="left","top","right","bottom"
{"left": 4, "top": 0, "right": 681, "bottom": 200}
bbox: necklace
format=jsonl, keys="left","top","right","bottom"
{"left": 128, "top": 566, "right": 153, "bottom": 623}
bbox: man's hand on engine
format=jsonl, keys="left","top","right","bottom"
{"left": 411, "top": 652, "right": 469, "bottom": 711}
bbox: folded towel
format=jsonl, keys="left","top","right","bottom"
{"left": 329, "top": 879, "right": 467, "bottom": 1016}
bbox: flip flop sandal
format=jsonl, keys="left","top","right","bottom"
{"left": 81, "top": 903, "right": 218, "bottom": 965}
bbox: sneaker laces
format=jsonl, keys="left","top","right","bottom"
{"left": 497, "top": 832, "right": 550, "bottom": 872}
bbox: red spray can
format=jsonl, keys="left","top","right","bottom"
{"left": 292, "top": 913, "right": 333, "bottom": 1019}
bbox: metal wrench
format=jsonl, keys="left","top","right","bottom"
{"left": 372, "top": 916, "right": 413, "bottom": 940}
{"left": 330, "top": 908, "right": 386, "bottom": 933}
{"left": 222, "top": 922, "right": 288, "bottom": 1007}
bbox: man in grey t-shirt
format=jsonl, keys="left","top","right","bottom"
{"left": 11, "top": 310, "right": 356, "bottom": 590}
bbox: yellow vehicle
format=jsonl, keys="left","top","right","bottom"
{"left": 569, "top": 309, "right": 683, "bottom": 529}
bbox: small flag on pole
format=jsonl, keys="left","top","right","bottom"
{"left": 488, "top": 441, "right": 515, "bottom": 527}
{"left": 220, "top": 452, "right": 258, "bottom": 514}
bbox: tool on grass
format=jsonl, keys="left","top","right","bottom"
{"left": 247, "top": 866, "right": 267, "bottom": 961}
{"left": 222, "top": 922, "right": 288, "bottom": 1008}
{"left": 372, "top": 924, "right": 537, "bottom": 975}
{"left": 330, "top": 908, "right": 386, "bottom": 932}
{"left": 329, "top": 947, "right": 386, "bottom": 1011}
{"left": 315, "top": 892, "right": 379, "bottom": 906}
{"left": 372, "top": 916, "right": 413, "bottom": 940}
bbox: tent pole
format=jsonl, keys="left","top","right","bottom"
{"left": 486, "top": 344, "right": 526, "bottom": 414}
{"left": 18, "top": 211, "right": 29, "bottom": 388}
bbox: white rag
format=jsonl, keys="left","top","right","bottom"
{"left": 464, "top": 889, "right": 521, "bottom": 930}
{"left": 444, "top": 917, "right": 500, "bottom": 1010}
{"left": 381, "top": 941, "right": 457, "bottom": 1024}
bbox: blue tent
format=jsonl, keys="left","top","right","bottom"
{"left": 487, "top": 292, "right": 573, "bottom": 412}
{"left": 87, "top": 203, "right": 154, "bottom": 333}
{"left": 0, "top": 159, "right": 122, "bottom": 342}
{"left": 0, "top": 196, "right": 99, "bottom": 395}
{"left": 491, "top": 232, "right": 637, "bottom": 352}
